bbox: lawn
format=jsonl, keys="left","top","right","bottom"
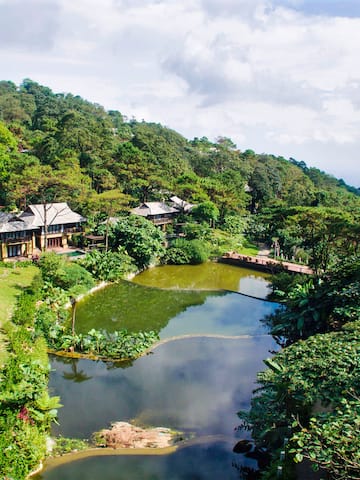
{"left": 209, "top": 229, "right": 259, "bottom": 257}
{"left": 0, "top": 264, "right": 38, "bottom": 364}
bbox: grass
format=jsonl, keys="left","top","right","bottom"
{"left": 0, "top": 263, "right": 38, "bottom": 365}
{"left": 209, "top": 229, "right": 259, "bottom": 257}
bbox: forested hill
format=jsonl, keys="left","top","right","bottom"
{"left": 0, "top": 78, "right": 359, "bottom": 217}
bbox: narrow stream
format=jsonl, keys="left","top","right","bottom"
{"left": 36, "top": 264, "right": 278, "bottom": 480}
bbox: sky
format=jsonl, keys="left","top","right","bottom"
{"left": 1, "top": 0, "right": 360, "bottom": 187}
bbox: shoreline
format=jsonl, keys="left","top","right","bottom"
{"left": 29, "top": 435, "right": 234, "bottom": 477}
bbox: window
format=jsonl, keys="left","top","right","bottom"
{"left": 8, "top": 245, "right": 21, "bottom": 257}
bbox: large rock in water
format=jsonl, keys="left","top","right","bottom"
{"left": 233, "top": 439, "right": 253, "bottom": 454}
{"left": 95, "top": 422, "right": 176, "bottom": 449}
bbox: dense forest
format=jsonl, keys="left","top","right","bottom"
{"left": 0, "top": 79, "right": 359, "bottom": 480}
{"left": 0, "top": 78, "right": 359, "bottom": 218}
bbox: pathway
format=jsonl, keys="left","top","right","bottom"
{"left": 221, "top": 251, "right": 313, "bottom": 275}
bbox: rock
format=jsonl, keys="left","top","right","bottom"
{"left": 95, "top": 421, "right": 177, "bottom": 449}
{"left": 233, "top": 439, "right": 253, "bottom": 454}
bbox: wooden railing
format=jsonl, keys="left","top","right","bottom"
{"left": 2, "top": 236, "right": 32, "bottom": 244}
{"left": 64, "top": 226, "right": 84, "bottom": 234}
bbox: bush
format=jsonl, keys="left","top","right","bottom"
{"left": 223, "top": 215, "right": 248, "bottom": 235}
{"left": 239, "top": 320, "right": 360, "bottom": 479}
{"left": 38, "top": 251, "right": 95, "bottom": 292}
{"left": 11, "top": 291, "right": 37, "bottom": 326}
{"left": 56, "top": 262, "right": 95, "bottom": 291}
{"left": 165, "top": 238, "right": 210, "bottom": 265}
{"left": 79, "top": 248, "right": 136, "bottom": 281}
{"left": 0, "top": 322, "right": 60, "bottom": 479}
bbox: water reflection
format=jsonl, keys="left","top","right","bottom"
{"left": 132, "top": 263, "right": 271, "bottom": 298}
{"left": 75, "top": 282, "right": 276, "bottom": 339}
{"left": 50, "top": 337, "right": 276, "bottom": 439}
{"left": 42, "top": 265, "right": 276, "bottom": 480}
{"left": 75, "top": 281, "right": 219, "bottom": 334}
{"left": 37, "top": 441, "right": 258, "bottom": 480}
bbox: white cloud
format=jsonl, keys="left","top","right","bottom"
{"left": 0, "top": 0, "right": 359, "bottom": 185}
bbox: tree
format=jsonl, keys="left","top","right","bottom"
{"left": 286, "top": 207, "right": 353, "bottom": 274}
{"left": 110, "top": 215, "right": 165, "bottom": 268}
{"left": 84, "top": 189, "right": 133, "bottom": 249}
{"left": 191, "top": 201, "right": 219, "bottom": 227}
{"left": 265, "top": 254, "right": 360, "bottom": 343}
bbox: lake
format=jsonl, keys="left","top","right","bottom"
{"left": 36, "top": 263, "right": 278, "bottom": 480}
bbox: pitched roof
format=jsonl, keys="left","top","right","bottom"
{"left": 19, "top": 203, "right": 86, "bottom": 227}
{"left": 131, "top": 202, "right": 178, "bottom": 217}
{"left": 170, "top": 195, "right": 195, "bottom": 212}
{"left": 0, "top": 213, "right": 36, "bottom": 233}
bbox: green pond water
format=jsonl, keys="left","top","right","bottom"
{"left": 37, "top": 264, "right": 278, "bottom": 480}
{"left": 74, "top": 263, "right": 273, "bottom": 338}
{"left": 132, "top": 262, "right": 271, "bottom": 297}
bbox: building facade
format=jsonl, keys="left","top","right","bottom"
{"left": 0, "top": 203, "right": 86, "bottom": 260}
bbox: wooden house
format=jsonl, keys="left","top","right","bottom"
{"left": 0, "top": 203, "right": 86, "bottom": 260}
{"left": 131, "top": 202, "right": 179, "bottom": 230}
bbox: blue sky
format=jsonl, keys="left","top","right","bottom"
{"left": 281, "top": 0, "right": 360, "bottom": 17}
{"left": 1, "top": 0, "right": 359, "bottom": 187}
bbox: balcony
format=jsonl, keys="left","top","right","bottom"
{"left": 150, "top": 216, "right": 175, "bottom": 226}
{"left": 2, "top": 235, "right": 32, "bottom": 244}
{"left": 64, "top": 226, "right": 84, "bottom": 234}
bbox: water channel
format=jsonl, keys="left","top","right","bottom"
{"left": 36, "top": 263, "right": 278, "bottom": 480}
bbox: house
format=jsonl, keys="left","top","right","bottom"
{"left": 131, "top": 202, "right": 179, "bottom": 230}
{"left": 0, "top": 203, "right": 86, "bottom": 260}
{"left": 19, "top": 203, "right": 86, "bottom": 251}
{"left": 170, "top": 195, "right": 195, "bottom": 213}
{"left": 0, "top": 213, "right": 37, "bottom": 260}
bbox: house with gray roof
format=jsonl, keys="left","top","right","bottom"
{"left": 0, "top": 203, "right": 86, "bottom": 260}
{"left": 131, "top": 202, "right": 179, "bottom": 230}
{"left": 170, "top": 195, "right": 195, "bottom": 213}
{"left": 0, "top": 213, "right": 37, "bottom": 260}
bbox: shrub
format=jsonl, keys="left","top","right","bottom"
{"left": 165, "top": 238, "right": 210, "bottom": 265}
{"left": 56, "top": 262, "right": 95, "bottom": 291}
{"left": 79, "top": 248, "right": 136, "bottom": 281}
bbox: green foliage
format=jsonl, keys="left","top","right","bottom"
{"left": 79, "top": 248, "right": 136, "bottom": 281}
{"left": 38, "top": 251, "right": 95, "bottom": 293}
{"left": 46, "top": 327, "right": 159, "bottom": 360}
{"left": 51, "top": 436, "right": 89, "bottom": 456}
{"left": 38, "top": 251, "right": 64, "bottom": 279}
{"left": 267, "top": 272, "right": 309, "bottom": 301}
{"left": 239, "top": 321, "right": 360, "bottom": 464}
{"left": 165, "top": 238, "right": 210, "bottom": 265}
{"left": 55, "top": 262, "right": 95, "bottom": 293}
{"left": 222, "top": 215, "right": 248, "bottom": 235}
{"left": 0, "top": 318, "right": 59, "bottom": 478}
{"left": 241, "top": 255, "right": 360, "bottom": 479}
{"left": 290, "top": 396, "right": 360, "bottom": 480}
{"left": 110, "top": 215, "right": 166, "bottom": 268}
{"left": 191, "top": 201, "right": 219, "bottom": 226}
{"left": 11, "top": 291, "right": 38, "bottom": 326}
{"left": 181, "top": 221, "right": 211, "bottom": 241}
{"left": 264, "top": 255, "right": 360, "bottom": 343}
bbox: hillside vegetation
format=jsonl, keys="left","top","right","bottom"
{"left": 0, "top": 79, "right": 359, "bottom": 480}
{"left": 0, "top": 79, "right": 359, "bottom": 220}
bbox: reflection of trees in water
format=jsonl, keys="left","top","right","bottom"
{"left": 232, "top": 462, "right": 261, "bottom": 479}
{"left": 105, "top": 358, "right": 134, "bottom": 370}
{"left": 62, "top": 358, "right": 92, "bottom": 383}
{"left": 75, "top": 279, "right": 226, "bottom": 335}
{"left": 232, "top": 440, "right": 271, "bottom": 479}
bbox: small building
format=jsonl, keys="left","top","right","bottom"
{"left": 170, "top": 195, "right": 195, "bottom": 213}
{"left": 0, "top": 213, "right": 37, "bottom": 260}
{"left": 131, "top": 202, "right": 179, "bottom": 230}
{"left": 0, "top": 203, "right": 86, "bottom": 260}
